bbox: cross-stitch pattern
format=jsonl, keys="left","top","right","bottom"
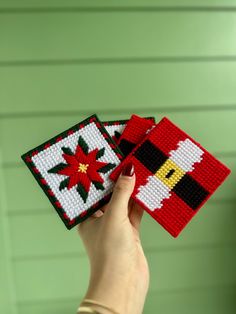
{"left": 117, "top": 114, "right": 156, "bottom": 157}
{"left": 110, "top": 117, "right": 231, "bottom": 237}
{"left": 102, "top": 119, "right": 128, "bottom": 144}
{"left": 21, "top": 114, "right": 124, "bottom": 229}
{"left": 102, "top": 116, "right": 155, "bottom": 147}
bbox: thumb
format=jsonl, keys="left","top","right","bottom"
{"left": 105, "top": 162, "right": 135, "bottom": 219}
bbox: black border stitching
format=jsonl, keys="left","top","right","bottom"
{"left": 21, "top": 114, "right": 124, "bottom": 230}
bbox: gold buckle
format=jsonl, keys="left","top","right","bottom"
{"left": 155, "top": 159, "right": 185, "bottom": 189}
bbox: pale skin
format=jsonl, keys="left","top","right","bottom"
{"left": 77, "top": 164, "right": 150, "bottom": 314}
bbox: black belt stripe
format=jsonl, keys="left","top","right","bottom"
{"left": 134, "top": 139, "right": 168, "bottom": 173}
{"left": 119, "top": 139, "right": 136, "bottom": 157}
{"left": 134, "top": 139, "right": 209, "bottom": 210}
{"left": 173, "top": 174, "right": 209, "bottom": 209}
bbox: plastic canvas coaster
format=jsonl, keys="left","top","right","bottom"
{"left": 21, "top": 114, "right": 124, "bottom": 229}
{"left": 103, "top": 115, "right": 155, "bottom": 147}
{"left": 117, "top": 114, "right": 156, "bottom": 157}
{"left": 102, "top": 119, "right": 128, "bottom": 144}
{"left": 110, "top": 117, "right": 231, "bottom": 237}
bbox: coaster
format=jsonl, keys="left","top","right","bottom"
{"left": 117, "top": 114, "right": 156, "bottom": 157}
{"left": 102, "top": 115, "right": 155, "bottom": 147}
{"left": 21, "top": 114, "right": 124, "bottom": 229}
{"left": 110, "top": 117, "right": 231, "bottom": 237}
{"left": 102, "top": 119, "right": 128, "bottom": 144}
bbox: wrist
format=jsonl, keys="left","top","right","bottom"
{"left": 84, "top": 267, "right": 148, "bottom": 314}
{"left": 78, "top": 300, "right": 118, "bottom": 314}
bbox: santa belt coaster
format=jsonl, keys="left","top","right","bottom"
{"left": 21, "top": 114, "right": 231, "bottom": 237}
{"left": 110, "top": 117, "right": 231, "bottom": 237}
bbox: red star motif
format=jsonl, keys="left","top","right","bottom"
{"left": 48, "top": 136, "right": 117, "bottom": 203}
{"left": 57, "top": 145, "right": 108, "bottom": 192}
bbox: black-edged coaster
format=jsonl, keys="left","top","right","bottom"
{"left": 102, "top": 119, "right": 128, "bottom": 144}
{"left": 21, "top": 114, "right": 124, "bottom": 229}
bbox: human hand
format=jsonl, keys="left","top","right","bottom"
{"left": 77, "top": 162, "right": 150, "bottom": 314}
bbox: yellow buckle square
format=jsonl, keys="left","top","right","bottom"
{"left": 155, "top": 159, "right": 185, "bottom": 189}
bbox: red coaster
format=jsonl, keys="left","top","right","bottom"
{"left": 117, "top": 114, "right": 156, "bottom": 156}
{"left": 110, "top": 117, "right": 231, "bottom": 237}
{"left": 103, "top": 115, "right": 155, "bottom": 149}
{"left": 21, "top": 114, "right": 124, "bottom": 229}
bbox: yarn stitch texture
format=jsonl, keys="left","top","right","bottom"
{"left": 21, "top": 114, "right": 124, "bottom": 229}
{"left": 109, "top": 117, "right": 231, "bottom": 237}
{"left": 117, "top": 114, "right": 156, "bottom": 156}
{"left": 103, "top": 115, "right": 155, "bottom": 147}
{"left": 103, "top": 119, "right": 128, "bottom": 144}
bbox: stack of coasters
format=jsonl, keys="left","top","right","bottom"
{"left": 110, "top": 117, "right": 231, "bottom": 237}
{"left": 102, "top": 119, "right": 128, "bottom": 144}
{"left": 21, "top": 114, "right": 154, "bottom": 229}
{"left": 21, "top": 113, "right": 231, "bottom": 237}
{"left": 103, "top": 115, "right": 155, "bottom": 147}
{"left": 117, "top": 114, "right": 155, "bottom": 156}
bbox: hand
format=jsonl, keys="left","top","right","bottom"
{"left": 77, "top": 162, "right": 150, "bottom": 314}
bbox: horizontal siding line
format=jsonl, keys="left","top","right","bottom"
{"left": 15, "top": 283, "right": 236, "bottom": 306}
{"left": 1, "top": 56, "right": 236, "bottom": 67}
{"left": 17, "top": 295, "right": 80, "bottom": 307}
{"left": 12, "top": 251, "right": 86, "bottom": 262}
{"left": 214, "top": 151, "right": 236, "bottom": 158}
{"left": 7, "top": 208, "right": 53, "bottom": 216}
{"left": 1, "top": 104, "right": 236, "bottom": 120}
{"left": 4, "top": 151, "right": 236, "bottom": 169}
{"left": 147, "top": 283, "right": 236, "bottom": 296}
{"left": 6, "top": 199, "right": 235, "bottom": 217}
{"left": 1, "top": 6, "right": 236, "bottom": 14}
{"left": 11, "top": 242, "right": 236, "bottom": 261}
{"left": 143, "top": 242, "right": 236, "bottom": 254}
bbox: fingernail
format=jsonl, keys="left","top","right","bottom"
{"left": 121, "top": 162, "right": 135, "bottom": 177}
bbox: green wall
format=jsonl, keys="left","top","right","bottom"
{"left": 0, "top": 1, "right": 236, "bottom": 313}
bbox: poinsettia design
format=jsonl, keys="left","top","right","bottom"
{"left": 48, "top": 136, "right": 116, "bottom": 202}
